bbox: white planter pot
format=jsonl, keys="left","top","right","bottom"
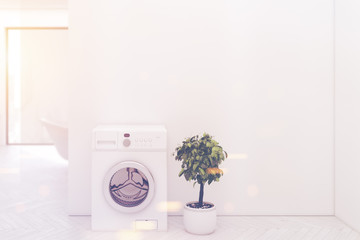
{"left": 183, "top": 201, "right": 216, "bottom": 235}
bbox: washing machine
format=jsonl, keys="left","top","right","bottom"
{"left": 91, "top": 125, "right": 167, "bottom": 231}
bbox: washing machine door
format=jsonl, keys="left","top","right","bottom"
{"left": 103, "top": 161, "right": 155, "bottom": 213}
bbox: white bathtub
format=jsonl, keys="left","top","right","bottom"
{"left": 40, "top": 118, "right": 68, "bottom": 160}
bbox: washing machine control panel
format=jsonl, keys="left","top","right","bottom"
{"left": 122, "top": 139, "right": 131, "bottom": 147}
{"left": 121, "top": 132, "right": 165, "bottom": 149}
{"left": 93, "top": 126, "right": 166, "bottom": 151}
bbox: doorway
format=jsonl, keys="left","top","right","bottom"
{"left": 6, "top": 27, "right": 68, "bottom": 144}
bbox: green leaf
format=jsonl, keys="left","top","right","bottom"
{"left": 199, "top": 168, "right": 205, "bottom": 175}
{"left": 209, "top": 157, "right": 214, "bottom": 166}
{"left": 192, "top": 162, "right": 199, "bottom": 171}
{"left": 184, "top": 171, "right": 191, "bottom": 181}
{"left": 178, "top": 168, "right": 185, "bottom": 177}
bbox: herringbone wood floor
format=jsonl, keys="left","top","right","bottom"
{"left": 0, "top": 146, "right": 359, "bottom": 240}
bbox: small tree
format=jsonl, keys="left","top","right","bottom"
{"left": 174, "top": 133, "right": 227, "bottom": 208}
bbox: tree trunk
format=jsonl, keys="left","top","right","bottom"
{"left": 199, "top": 182, "right": 204, "bottom": 207}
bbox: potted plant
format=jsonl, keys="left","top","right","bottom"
{"left": 174, "top": 133, "right": 227, "bottom": 235}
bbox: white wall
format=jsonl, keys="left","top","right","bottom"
{"left": 69, "top": 0, "right": 334, "bottom": 215}
{"left": 0, "top": 9, "right": 68, "bottom": 145}
{"left": 335, "top": 0, "right": 360, "bottom": 232}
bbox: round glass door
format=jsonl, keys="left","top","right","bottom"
{"left": 104, "top": 161, "right": 155, "bottom": 213}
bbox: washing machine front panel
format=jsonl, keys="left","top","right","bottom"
{"left": 103, "top": 161, "right": 155, "bottom": 213}
{"left": 92, "top": 125, "right": 167, "bottom": 231}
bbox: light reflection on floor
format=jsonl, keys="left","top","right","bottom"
{"left": 0, "top": 146, "right": 359, "bottom": 240}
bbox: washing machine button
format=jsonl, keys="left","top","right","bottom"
{"left": 123, "top": 139, "right": 131, "bottom": 147}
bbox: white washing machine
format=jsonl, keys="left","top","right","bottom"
{"left": 92, "top": 125, "right": 167, "bottom": 231}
